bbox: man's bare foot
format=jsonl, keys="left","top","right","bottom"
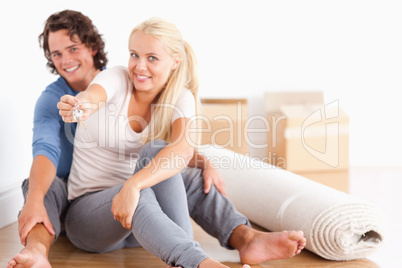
{"left": 230, "top": 225, "right": 306, "bottom": 265}
{"left": 7, "top": 245, "right": 51, "bottom": 268}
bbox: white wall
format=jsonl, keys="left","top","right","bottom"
{"left": 1, "top": 0, "right": 401, "bottom": 191}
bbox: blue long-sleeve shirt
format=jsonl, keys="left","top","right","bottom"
{"left": 32, "top": 76, "right": 79, "bottom": 179}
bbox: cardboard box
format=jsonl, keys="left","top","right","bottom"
{"left": 265, "top": 91, "right": 349, "bottom": 173}
{"left": 199, "top": 99, "right": 248, "bottom": 154}
{"left": 296, "top": 171, "right": 349, "bottom": 193}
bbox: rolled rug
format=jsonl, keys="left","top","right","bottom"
{"left": 198, "top": 146, "right": 384, "bottom": 261}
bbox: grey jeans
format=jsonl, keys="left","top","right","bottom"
{"left": 22, "top": 140, "right": 249, "bottom": 267}
{"left": 21, "top": 176, "right": 69, "bottom": 242}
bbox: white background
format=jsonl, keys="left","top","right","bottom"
{"left": 1, "top": 0, "right": 401, "bottom": 190}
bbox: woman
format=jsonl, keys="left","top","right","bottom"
{"left": 58, "top": 17, "right": 306, "bottom": 268}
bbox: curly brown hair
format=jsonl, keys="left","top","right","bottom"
{"left": 38, "top": 10, "right": 108, "bottom": 74}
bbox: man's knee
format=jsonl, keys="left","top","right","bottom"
{"left": 46, "top": 177, "right": 68, "bottom": 201}
{"left": 182, "top": 167, "right": 204, "bottom": 190}
{"left": 21, "top": 178, "right": 29, "bottom": 198}
{"left": 22, "top": 177, "right": 67, "bottom": 201}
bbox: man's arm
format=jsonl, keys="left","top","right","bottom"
{"left": 188, "top": 150, "right": 227, "bottom": 196}
{"left": 18, "top": 155, "right": 56, "bottom": 246}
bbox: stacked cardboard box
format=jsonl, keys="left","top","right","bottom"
{"left": 199, "top": 99, "right": 248, "bottom": 155}
{"left": 265, "top": 91, "right": 349, "bottom": 193}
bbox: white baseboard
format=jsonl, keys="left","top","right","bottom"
{"left": 0, "top": 182, "right": 24, "bottom": 229}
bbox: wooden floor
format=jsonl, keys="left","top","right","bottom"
{"left": 1, "top": 167, "right": 401, "bottom": 267}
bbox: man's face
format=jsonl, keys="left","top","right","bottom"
{"left": 48, "top": 29, "right": 98, "bottom": 91}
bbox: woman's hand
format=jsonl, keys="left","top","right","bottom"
{"left": 111, "top": 181, "right": 141, "bottom": 230}
{"left": 202, "top": 165, "right": 228, "bottom": 197}
{"left": 57, "top": 94, "right": 91, "bottom": 123}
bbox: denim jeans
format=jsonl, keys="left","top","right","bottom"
{"left": 65, "top": 140, "right": 207, "bottom": 267}
{"left": 24, "top": 140, "right": 250, "bottom": 267}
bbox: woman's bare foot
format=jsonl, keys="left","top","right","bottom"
{"left": 198, "top": 257, "right": 230, "bottom": 268}
{"left": 167, "top": 258, "right": 251, "bottom": 268}
{"left": 230, "top": 225, "right": 306, "bottom": 265}
{"left": 7, "top": 244, "right": 51, "bottom": 268}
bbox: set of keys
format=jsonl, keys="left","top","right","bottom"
{"left": 73, "top": 106, "right": 86, "bottom": 130}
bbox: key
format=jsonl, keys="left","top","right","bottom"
{"left": 73, "top": 108, "right": 86, "bottom": 130}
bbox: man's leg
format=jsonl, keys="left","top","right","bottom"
{"left": 182, "top": 167, "right": 307, "bottom": 265}
{"left": 8, "top": 177, "right": 69, "bottom": 268}
{"left": 182, "top": 167, "right": 249, "bottom": 248}
{"left": 7, "top": 224, "right": 54, "bottom": 268}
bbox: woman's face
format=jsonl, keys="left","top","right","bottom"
{"left": 128, "top": 31, "right": 179, "bottom": 95}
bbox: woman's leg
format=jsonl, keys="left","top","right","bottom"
{"left": 137, "top": 140, "right": 193, "bottom": 238}
{"left": 65, "top": 140, "right": 205, "bottom": 267}
{"left": 65, "top": 186, "right": 208, "bottom": 267}
{"left": 132, "top": 188, "right": 207, "bottom": 267}
{"left": 65, "top": 184, "right": 137, "bottom": 253}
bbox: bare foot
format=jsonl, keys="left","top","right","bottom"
{"left": 240, "top": 230, "right": 306, "bottom": 264}
{"left": 7, "top": 245, "right": 51, "bottom": 268}
{"left": 231, "top": 226, "right": 306, "bottom": 265}
{"left": 167, "top": 258, "right": 252, "bottom": 268}
{"left": 198, "top": 257, "right": 230, "bottom": 268}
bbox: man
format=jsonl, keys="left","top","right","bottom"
{"left": 8, "top": 9, "right": 107, "bottom": 268}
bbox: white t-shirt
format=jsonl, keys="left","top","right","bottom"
{"left": 68, "top": 66, "right": 196, "bottom": 200}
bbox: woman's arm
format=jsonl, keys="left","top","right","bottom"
{"left": 131, "top": 117, "right": 195, "bottom": 188}
{"left": 112, "top": 117, "right": 195, "bottom": 229}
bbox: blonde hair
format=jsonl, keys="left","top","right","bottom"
{"left": 130, "top": 17, "right": 200, "bottom": 144}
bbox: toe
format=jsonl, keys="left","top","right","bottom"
{"left": 289, "top": 230, "right": 304, "bottom": 241}
{"left": 7, "top": 259, "right": 16, "bottom": 266}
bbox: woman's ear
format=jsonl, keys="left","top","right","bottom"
{"left": 171, "top": 53, "right": 181, "bottom": 70}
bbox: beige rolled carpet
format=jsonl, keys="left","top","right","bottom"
{"left": 198, "top": 146, "right": 384, "bottom": 261}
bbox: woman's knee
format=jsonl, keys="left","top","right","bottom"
{"left": 137, "top": 139, "right": 167, "bottom": 167}
{"left": 142, "top": 139, "right": 167, "bottom": 155}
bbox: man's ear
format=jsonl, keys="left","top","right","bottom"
{"left": 92, "top": 47, "right": 98, "bottom": 56}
